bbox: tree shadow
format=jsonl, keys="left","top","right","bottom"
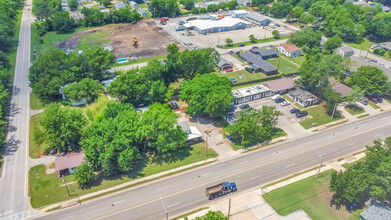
{"left": 4, "top": 135, "right": 21, "bottom": 156}
{"left": 8, "top": 103, "right": 20, "bottom": 117}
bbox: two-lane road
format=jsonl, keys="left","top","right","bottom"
{"left": 0, "top": 0, "right": 33, "bottom": 218}
{"left": 37, "top": 112, "right": 391, "bottom": 220}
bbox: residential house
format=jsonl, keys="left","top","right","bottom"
{"left": 258, "top": 49, "right": 278, "bottom": 60}
{"left": 336, "top": 46, "right": 354, "bottom": 58}
{"left": 289, "top": 89, "right": 318, "bottom": 107}
{"left": 217, "top": 58, "right": 233, "bottom": 71}
{"left": 128, "top": 1, "right": 138, "bottom": 8}
{"left": 59, "top": 83, "right": 87, "bottom": 106}
{"left": 137, "top": 8, "right": 148, "bottom": 17}
{"left": 237, "top": 0, "right": 251, "bottom": 6}
{"left": 263, "top": 77, "right": 296, "bottom": 94}
{"left": 379, "top": 42, "right": 391, "bottom": 51}
{"left": 55, "top": 152, "right": 85, "bottom": 177}
{"left": 278, "top": 44, "right": 303, "bottom": 58}
{"left": 360, "top": 199, "right": 391, "bottom": 220}
{"left": 177, "top": 120, "right": 203, "bottom": 143}
{"left": 195, "top": 2, "right": 209, "bottom": 9}
{"left": 244, "top": 13, "right": 271, "bottom": 26}
{"left": 328, "top": 78, "right": 351, "bottom": 98}
{"left": 115, "top": 3, "right": 126, "bottom": 9}
{"left": 232, "top": 84, "right": 272, "bottom": 105}
{"left": 230, "top": 10, "right": 248, "bottom": 18}
{"left": 238, "top": 52, "right": 278, "bottom": 75}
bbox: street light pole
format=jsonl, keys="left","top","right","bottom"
{"left": 316, "top": 157, "right": 324, "bottom": 178}
{"left": 62, "top": 176, "right": 71, "bottom": 197}
{"left": 331, "top": 102, "right": 339, "bottom": 119}
{"left": 227, "top": 198, "right": 232, "bottom": 218}
{"left": 160, "top": 197, "right": 168, "bottom": 220}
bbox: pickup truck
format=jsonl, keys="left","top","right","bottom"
{"left": 205, "top": 182, "right": 237, "bottom": 200}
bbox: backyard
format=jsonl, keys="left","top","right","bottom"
{"left": 283, "top": 55, "right": 305, "bottom": 66}
{"left": 299, "top": 105, "right": 344, "bottom": 129}
{"left": 263, "top": 170, "right": 362, "bottom": 220}
{"left": 214, "top": 70, "right": 267, "bottom": 84}
{"left": 266, "top": 56, "right": 300, "bottom": 75}
{"left": 29, "top": 142, "right": 217, "bottom": 208}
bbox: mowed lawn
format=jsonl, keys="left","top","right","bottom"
{"left": 30, "top": 92, "right": 44, "bottom": 110}
{"left": 263, "top": 170, "right": 362, "bottom": 220}
{"left": 299, "top": 105, "right": 343, "bottom": 129}
{"left": 266, "top": 56, "right": 300, "bottom": 75}
{"left": 345, "top": 104, "right": 365, "bottom": 116}
{"left": 29, "top": 142, "right": 217, "bottom": 208}
{"left": 29, "top": 113, "right": 48, "bottom": 158}
{"left": 214, "top": 70, "right": 267, "bottom": 84}
{"left": 283, "top": 55, "right": 306, "bottom": 66}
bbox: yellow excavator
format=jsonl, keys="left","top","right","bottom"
{"left": 132, "top": 36, "right": 138, "bottom": 48}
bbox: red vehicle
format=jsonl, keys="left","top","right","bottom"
{"left": 160, "top": 17, "right": 169, "bottom": 22}
{"left": 225, "top": 68, "right": 233, "bottom": 73}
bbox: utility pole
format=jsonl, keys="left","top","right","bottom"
{"left": 277, "top": 61, "right": 280, "bottom": 70}
{"left": 316, "top": 157, "right": 324, "bottom": 178}
{"left": 331, "top": 102, "right": 338, "bottom": 119}
{"left": 218, "top": 36, "right": 220, "bottom": 47}
{"left": 62, "top": 176, "right": 71, "bottom": 197}
{"left": 359, "top": 43, "right": 363, "bottom": 57}
{"left": 205, "top": 136, "right": 208, "bottom": 156}
{"left": 227, "top": 198, "right": 232, "bottom": 218}
{"left": 160, "top": 197, "right": 168, "bottom": 220}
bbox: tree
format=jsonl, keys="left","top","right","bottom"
{"left": 286, "top": 6, "right": 304, "bottom": 21}
{"left": 167, "top": 43, "right": 179, "bottom": 54}
{"left": 176, "top": 48, "right": 217, "bottom": 79}
{"left": 272, "top": 30, "right": 280, "bottom": 39}
{"left": 148, "top": 0, "right": 180, "bottom": 18}
{"left": 63, "top": 78, "right": 104, "bottom": 103}
{"left": 102, "top": 0, "right": 111, "bottom": 8}
{"left": 182, "top": 0, "right": 194, "bottom": 10}
{"left": 308, "top": 1, "right": 333, "bottom": 21}
{"left": 345, "top": 85, "right": 365, "bottom": 105}
{"left": 288, "top": 26, "right": 322, "bottom": 50}
{"left": 79, "top": 46, "right": 115, "bottom": 80}
{"left": 179, "top": 74, "right": 233, "bottom": 118}
{"left": 322, "top": 35, "right": 342, "bottom": 53}
{"left": 149, "top": 80, "right": 169, "bottom": 103}
{"left": 67, "top": 0, "right": 79, "bottom": 11}
{"left": 225, "top": 38, "right": 233, "bottom": 46}
{"left": 0, "top": 51, "right": 10, "bottom": 70}
{"left": 299, "top": 13, "right": 316, "bottom": 25}
{"left": 108, "top": 70, "right": 149, "bottom": 107}
{"left": 347, "top": 65, "right": 388, "bottom": 95}
{"left": 75, "top": 161, "right": 96, "bottom": 186}
{"left": 367, "top": 12, "right": 391, "bottom": 41}
{"left": 249, "top": 34, "right": 257, "bottom": 43}
{"left": 227, "top": 0, "right": 238, "bottom": 10}
{"left": 374, "top": 48, "right": 386, "bottom": 56}
{"left": 81, "top": 7, "right": 105, "bottom": 27}
{"left": 229, "top": 106, "right": 280, "bottom": 146}
{"left": 46, "top": 11, "right": 76, "bottom": 33}
{"left": 270, "top": 2, "right": 293, "bottom": 18}
{"left": 41, "top": 103, "right": 87, "bottom": 152}
{"left": 194, "top": 211, "right": 228, "bottom": 220}
{"left": 140, "top": 59, "right": 166, "bottom": 82}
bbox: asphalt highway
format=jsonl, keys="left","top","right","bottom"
{"left": 0, "top": 0, "right": 33, "bottom": 218}
{"left": 37, "top": 111, "right": 391, "bottom": 220}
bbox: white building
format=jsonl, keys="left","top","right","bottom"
{"left": 178, "top": 121, "right": 203, "bottom": 142}
{"left": 230, "top": 9, "right": 247, "bottom": 18}
{"left": 335, "top": 46, "right": 354, "bottom": 58}
{"left": 278, "top": 43, "right": 303, "bottom": 58}
{"left": 232, "top": 84, "right": 272, "bottom": 105}
{"left": 184, "top": 17, "right": 251, "bottom": 35}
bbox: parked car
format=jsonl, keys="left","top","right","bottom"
{"left": 228, "top": 49, "right": 233, "bottom": 54}
{"left": 178, "top": 20, "right": 185, "bottom": 25}
{"left": 240, "top": 104, "right": 250, "bottom": 109}
{"left": 238, "top": 44, "right": 245, "bottom": 47}
{"left": 245, "top": 67, "right": 254, "bottom": 73}
{"left": 358, "top": 97, "right": 368, "bottom": 105}
{"left": 252, "top": 46, "right": 259, "bottom": 49}
{"left": 275, "top": 97, "right": 285, "bottom": 103}
{"left": 170, "top": 100, "right": 179, "bottom": 108}
{"left": 275, "top": 23, "right": 280, "bottom": 27}
{"left": 271, "top": 94, "right": 281, "bottom": 100}
{"left": 296, "top": 111, "right": 308, "bottom": 118}
{"left": 225, "top": 68, "right": 233, "bottom": 73}
{"left": 281, "top": 101, "right": 290, "bottom": 106}
{"left": 229, "top": 77, "right": 237, "bottom": 83}
{"left": 370, "top": 97, "right": 378, "bottom": 104}
{"left": 290, "top": 108, "right": 300, "bottom": 114}
{"left": 376, "top": 95, "right": 383, "bottom": 103}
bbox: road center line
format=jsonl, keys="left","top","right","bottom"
{"left": 158, "top": 185, "right": 171, "bottom": 190}
{"left": 347, "top": 143, "right": 355, "bottom": 147}
{"left": 250, "top": 175, "right": 262, "bottom": 180}
{"left": 285, "top": 163, "right": 295, "bottom": 168}
{"left": 239, "top": 161, "right": 248, "bottom": 165}
{"left": 167, "top": 202, "right": 181, "bottom": 209}
{"left": 61, "top": 215, "right": 76, "bottom": 220}
{"left": 114, "top": 200, "right": 125, "bottom": 204}
{"left": 200, "top": 172, "right": 212, "bottom": 177}
{"left": 374, "top": 134, "right": 382, "bottom": 137}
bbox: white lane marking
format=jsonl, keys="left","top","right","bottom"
{"left": 347, "top": 143, "right": 355, "bottom": 147}
{"left": 158, "top": 185, "right": 171, "bottom": 191}
{"left": 200, "top": 172, "right": 212, "bottom": 177}
{"left": 167, "top": 202, "right": 181, "bottom": 209}
{"left": 115, "top": 200, "right": 125, "bottom": 204}
{"left": 382, "top": 116, "right": 389, "bottom": 119}
{"left": 250, "top": 175, "right": 262, "bottom": 180}
{"left": 61, "top": 215, "right": 76, "bottom": 220}
{"left": 239, "top": 161, "right": 248, "bottom": 165}
{"left": 285, "top": 163, "right": 295, "bottom": 168}
{"left": 374, "top": 134, "right": 382, "bottom": 137}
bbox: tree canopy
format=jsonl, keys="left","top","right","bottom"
{"left": 288, "top": 26, "right": 322, "bottom": 50}
{"left": 347, "top": 65, "right": 389, "bottom": 95}
{"left": 63, "top": 78, "right": 104, "bottom": 103}
{"left": 148, "top": 0, "right": 180, "bottom": 18}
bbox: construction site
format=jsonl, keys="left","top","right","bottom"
{"left": 56, "top": 20, "right": 184, "bottom": 59}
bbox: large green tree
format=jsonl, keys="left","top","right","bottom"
{"left": 347, "top": 65, "right": 388, "bottom": 95}
{"left": 179, "top": 74, "right": 233, "bottom": 118}
{"left": 79, "top": 46, "right": 115, "bottom": 80}
{"left": 322, "top": 35, "right": 342, "bottom": 54}
{"left": 63, "top": 78, "right": 104, "bottom": 103}
{"left": 75, "top": 161, "right": 96, "bottom": 186}
{"left": 288, "top": 26, "right": 322, "bottom": 50}
{"left": 367, "top": 12, "right": 391, "bottom": 41}
{"left": 148, "top": 0, "right": 180, "bottom": 18}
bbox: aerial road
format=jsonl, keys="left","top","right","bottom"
{"left": 37, "top": 111, "right": 391, "bottom": 220}
{"left": 0, "top": 0, "right": 33, "bottom": 219}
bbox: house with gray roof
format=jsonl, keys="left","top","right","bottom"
{"left": 137, "top": 8, "right": 148, "bottom": 17}
{"left": 360, "top": 199, "right": 391, "bottom": 220}
{"left": 379, "top": 42, "right": 391, "bottom": 51}
{"left": 289, "top": 89, "right": 318, "bottom": 107}
{"left": 244, "top": 13, "right": 271, "bottom": 26}
{"left": 128, "top": 1, "right": 138, "bottom": 8}
{"left": 232, "top": 84, "right": 272, "bottom": 105}
{"left": 328, "top": 78, "right": 351, "bottom": 98}
{"left": 336, "top": 46, "right": 354, "bottom": 58}
{"left": 217, "top": 58, "right": 233, "bottom": 71}
{"left": 238, "top": 53, "right": 278, "bottom": 75}
{"left": 258, "top": 49, "right": 278, "bottom": 60}
{"left": 263, "top": 77, "right": 296, "bottom": 94}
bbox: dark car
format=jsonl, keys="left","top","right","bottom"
{"left": 290, "top": 108, "right": 300, "bottom": 114}
{"left": 296, "top": 111, "right": 308, "bottom": 118}
{"left": 275, "top": 97, "right": 285, "bottom": 103}
{"left": 376, "top": 95, "right": 383, "bottom": 103}
{"left": 252, "top": 46, "right": 259, "bottom": 49}
{"left": 240, "top": 104, "right": 250, "bottom": 109}
{"left": 370, "top": 97, "right": 378, "bottom": 104}
{"left": 245, "top": 67, "right": 254, "bottom": 73}
{"left": 358, "top": 97, "right": 368, "bottom": 105}
{"left": 238, "top": 44, "right": 245, "bottom": 47}
{"left": 170, "top": 100, "right": 179, "bottom": 108}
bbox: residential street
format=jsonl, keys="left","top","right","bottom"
{"left": 0, "top": 0, "right": 33, "bottom": 219}
{"left": 35, "top": 111, "right": 391, "bottom": 220}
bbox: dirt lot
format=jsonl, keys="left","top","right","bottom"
{"left": 56, "top": 20, "right": 184, "bottom": 58}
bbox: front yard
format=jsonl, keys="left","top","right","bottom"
{"left": 299, "top": 105, "right": 344, "bottom": 129}
{"left": 345, "top": 104, "right": 365, "bottom": 116}
{"left": 263, "top": 170, "right": 362, "bottom": 220}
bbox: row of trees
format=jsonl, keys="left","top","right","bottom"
{"left": 29, "top": 47, "right": 115, "bottom": 103}
{"left": 330, "top": 137, "right": 391, "bottom": 205}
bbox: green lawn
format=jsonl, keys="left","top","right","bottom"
{"left": 138, "top": 3, "right": 147, "bottom": 8}
{"left": 345, "top": 104, "right": 365, "bottom": 116}
{"left": 82, "top": 95, "right": 111, "bottom": 122}
{"left": 76, "top": 29, "right": 111, "bottom": 52}
{"left": 299, "top": 105, "right": 344, "bottom": 129}
{"left": 218, "top": 35, "right": 289, "bottom": 49}
{"left": 282, "top": 94, "right": 303, "bottom": 109}
{"left": 30, "top": 92, "right": 44, "bottom": 110}
{"left": 29, "top": 142, "right": 217, "bottom": 208}
{"left": 266, "top": 56, "right": 300, "bottom": 75}
{"left": 111, "top": 55, "right": 167, "bottom": 67}
{"left": 344, "top": 38, "right": 376, "bottom": 51}
{"left": 29, "top": 113, "right": 48, "bottom": 158}
{"left": 263, "top": 170, "right": 361, "bottom": 220}
{"left": 214, "top": 70, "right": 267, "bottom": 84}
{"left": 368, "top": 101, "right": 380, "bottom": 109}
{"left": 283, "top": 55, "right": 306, "bottom": 66}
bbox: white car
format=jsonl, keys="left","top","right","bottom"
{"left": 281, "top": 101, "right": 291, "bottom": 106}
{"left": 271, "top": 94, "right": 281, "bottom": 100}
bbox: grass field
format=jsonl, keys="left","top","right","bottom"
{"left": 344, "top": 38, "right": 376, "bottom": 51}
{"left": 30, "top": 92, "right": 44, "bottom": 110}
{"left": 345, "top": 104, "right": 365, "bottom": 116}
{"left": 82, "top": 95, "right": 110, "bottom": 122}
{"left": 29, "top": 113, "right": 48, "bottom": 158}
{"left": 111, "top": 55, "right": 167, "bottom": 67}
{"left": 266, "top": 56, "right": 300, "bottom": 75}
{"left": 214, "top": 70, "right": 267, "bottom": 84}
{"left": 283, "top": 55, "right": 306, "bottom": 66}
{"left": 368, "top": 100, "right": 380, "bottom": 109}
{"left": 218, "top": 35, "right": 289, "bottom": 49}
{"left": 299, "top": 105, "right": 343, "bottom": 129}
{"left": 76, "top": 30, "right": 111, "bottom": 52}
{"left": 29, "top": 143, "right": 217, "bottom": 208}
{"left": 263, "top": 170, "right": 361, "bottom": 220}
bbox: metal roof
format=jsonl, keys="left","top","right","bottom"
{"left": 263, "top": 77, "right": 295, "bottom": 92}
{"left": 361, "top": 199, "right": 391, "bottom": 220}
{"left": 244, "top": 13, "right": 270, "bottom": 22}
{"left": 55, "top": 152, "right": 85, "bottom": 171}
{"left": 259, "top": 49, "right": 278, "bottom": 57}
{"left": 238, "top": 53, "right": 277, "bottom": 72}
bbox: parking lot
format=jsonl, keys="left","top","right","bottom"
{"left": 156, "top": 15, "right": 292, "bottom": 49}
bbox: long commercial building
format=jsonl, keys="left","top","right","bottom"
{"left": 184, "top": 17, "right": 251, "bottom": 34}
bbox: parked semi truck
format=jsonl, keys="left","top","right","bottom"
{"left": 205, "top": 182, "right": 237, "bottom": 200}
